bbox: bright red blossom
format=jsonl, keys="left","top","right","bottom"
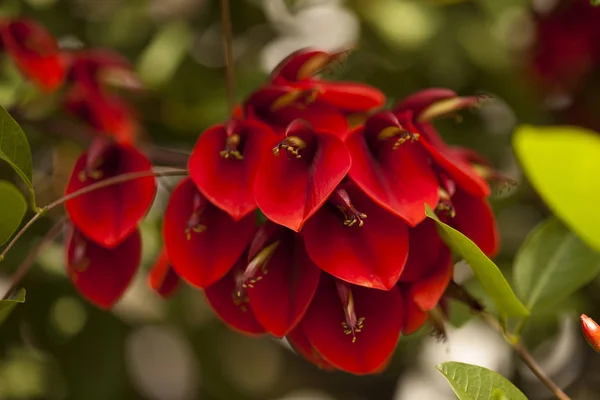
{"left": 148, "top": 249, "right": 181, "bottom": 298}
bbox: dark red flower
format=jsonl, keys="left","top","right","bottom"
{"left": 204, "top": 256, "right": 266, "bottom": 336}
{"left": 297, "top": 275, "right": 405, "bottom": 374}
{"left": 303, "top": 183, "right": 409, "bottom": 290}
{"left": 65, "top": 49, "right": 139, "bottom": 92}
{"left": 238, "top": 222, "right": 320, "bottom": 337}
{"left": 148, "top": 248, "right": 180, "bottom": 298}
{"left": 66, "top": 225, "right": 141, "bottom": 309}
{"left": 398, "top": 219, "right": 452, "bottom": 334}
{"left": 188, "top": 118, "right": 276, "bottom": 220}
{"left": 346, "top": 111, "right": 439, "bottom": 226}
{"left": 65, "top": 85, "right": 139, "bottom": 145}
{"left": 0, "top": 19, "right": 64, "bottom": 91}
{"left": 269, "top": 48, "right": 386, "bottom": 113}
{"left": 254, "top": 119, "right": 351, "bottom": 232}
{"left": 163, "top": 178, "right": 255, "bottom": 288}
{"left": 287, "top": 326, "right": 336, "bottom": 371}
{"left": 65, "top": 138, "right": 157, "bottom": 248}
{"left": 244, "top": 85, "right": 350, "bottom": 138}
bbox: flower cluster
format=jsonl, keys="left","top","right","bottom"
{"left": 1, "top": 20, "right": 500, "bottom": 374}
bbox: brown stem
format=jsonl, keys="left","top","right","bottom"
{"left": 2, "top": 217, "right": 66, "bottom": 300}
{"left": 219, "top": 0, "right": 235, "bottom": 113}
{"left": 480, "top": 313, "right": 571, "bottom": 400}
{"left": 0, "top": 168, "right": 188, "bottom": 262}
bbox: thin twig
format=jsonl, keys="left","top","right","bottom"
{"left": 2, "top": 217, "right": 66, "bottom": 300}
{"left": 219, "top": 0, "right": 236, "bottom": 113}
{"left": 480, "top": 313, "right": 571, "bottom": 400}
{"left": 0, "top": 168, "right": 188, "bottom": 262}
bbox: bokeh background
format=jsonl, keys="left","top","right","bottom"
{"left": 1, "top": 0, "right": 599, "bottom": 399}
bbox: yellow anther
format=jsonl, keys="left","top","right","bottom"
{"left": 273, "top": 136, "right": 307, "bottom": 159}
{"left": 220, "top": 133, "right": 244, "bottom": 160}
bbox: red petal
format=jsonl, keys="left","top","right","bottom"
{"left": 303, "top": 184, "right": 409, "bottom": 290}
{"left": 163, "top": 178, "right": 255, "bottom": 288}
{"left": 0, "top": 19, "right": 64, "bottom": 91}
{"left": 246, "top": 226, "right": 321, "bottom": 337}
{"left": 204, "top": 258, "right": 266, "bottom": 336}
{"left": 393, "top": 88, "right": 458, "bottom": 116}
{"left": 65, "top": 49, "right": 135, "bottom": 91}
{"left": 402, "top": 295, "right": 429, "bottom": 335}
{"left": 393, "top": 88, "right": 485, "bottom": 122}
{"left": 188, "top": 120, "right": 276, "bottom": 220}
{"left": 451, "top": 188, "right": 499, "bottom": 257}
{"left": 286, "top": 325, "right": 336, "bottom": 371}
{"left": 400, "top": 219, "right": 449, "bottom": 283}
{"left": 318, "top": 81, "right": 386, "bottom": 113}
{"left": 346, "top": 125, "right": 439, "bottom": 226}
{"left": 65, "top": 141, "right": 156, "bottom": 248}
{"left": 65, "top": 86, "right": 139, "bottom": 144}
{"left": 148, "top": 249, "right": 180, "bottom": 298}
{"left": 66, "top": 226, "right": 141, "bottom": 309}
{"left": 408, "top": 254, "right": 453, "bottom": 313}
{"left": 301, "top": 276, "right": 404, "bottom": 374}
{"left": 270, "top": 48, "right": 350, "bottom": 83}
{"left": 254, "top": 129, "right": 351, "bottom": 232}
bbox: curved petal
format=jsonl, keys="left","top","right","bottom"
{"left": 66, "top": 226, "right": 141, "bottom": 309}
{"left": 302, "top": 276, "right": 404, "bottom": 374}
{"left": 408, "top": 251, "right": 453, "bottom": 312}
{"left": 65, "top": 86, "right": 139, "bottom": 144}
{"left": 0, "top": 19, "right": 64, "bottom": 91}
{"left": 451, "top": 188, "right": 500, "bottom": 257}
{"left": 254, "top": 130, "right": 351, "bottom": 232}
{"left": 66, "top": 49, "right": 135, "bottom": 91}
{"left": 204, "top": 258, "right": 266, "bottom": 336}
{"left": 163, "top": 178, "right": 255, "bottom": 288}
{"left": 148, "top": 249, "right": 180, "bottom": 298}
{"left": 318, "top": 81, "right": 386, "bottom": 113}
{"left": 189, "top": 120, "right": 276, "bottom": 220}
{"left": 346, "top": 126, "right": 439, "bottom": 226}
{"left": 287, "top": 325, "right": 336, "bottom": 371}
{"left": 246, "top": 227, "right": 321, "bottom": 337}
{"left": 269, "top": 48, "right": 350, "bottom": 83}
{"left": 400, "top": 219, "right": 449, "bottom": 283}
{"left": 402, "top": 293, "right": 429, "bottom": 335}
{"left": 303, "top": 184, "right": 409, "bottom": 290}
{"left": 65, "top": 141, "right": 156, "bottom": 248}
{"left": 393, "top": 88, "right": 458, "bottom": 116}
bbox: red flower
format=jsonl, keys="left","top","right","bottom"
{"left": 204, "top": 255, "right": 266, "bottom": 336}
{"left": 303, "top": 183, "right": 409, "bottom": 290}
{"left": 238, "top": 222, "right": 320, "bottom": 337}
{"left": 581, "top": 314, "right": 600, "bottom": 353}
{"left": 346, "top": 111, "right": 439, "bottom": 226}
{"left": 65, "top": 138, "right": 157, "bottom": 248}
{"left": 399, "top": 219, "right": 452, "bottom": 334}
{"left": 287, "top": 326, "right": 336, "bottom": 371}
{"left": 66, "top": 225, "right": 141, "bottom": 309}
{"left": 270, "top": 48, "right": 386, "bottom": 113}
{"left": 244, "top": 85, "right": 350, "bottom": 137}
{"left": 162, "top": 178, "right": 256, "bottom": 288}
{"left": 295, "top": 275, "right": 405, "bottom": 374}
{"left": 0, "top": 19, "right": 64, "bottom": 91}
{"left": 188, "top": 118, "right": 276, "bottom": 220}
{"left": 65, "top": 85, "right": 139, "bottom": 145}
{"left": 148, "top": 248, "right": 180, "bottom": 298}
{"left": 65, "top": 49, "right": 139, "bottom": 92}
{"left": 254, "top": 119, "right": 351, "bottom": 231}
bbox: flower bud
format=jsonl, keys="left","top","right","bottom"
{"left": 581, "top": 314, "right": 600, "bottom": 353}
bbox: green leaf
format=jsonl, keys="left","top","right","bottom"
{"left": 592, "top": 0, "right": 600, "bottom": 6}
{"left": 513, "top": 125, "right": 600, "bottom": 253}
{"left": 437, "top": 362, "right": 527, "bottom": 400}
{"left": 514, "top": 218, "right": 600, "bottom": 311}
{"left": 426, "top": 207, "right": 529, "bottom": 317}
{"left": 0, "top": 288, "right": 25, "bottom": 325}
{"left": 0, "top": 180, "right": 27, "bottom": 246}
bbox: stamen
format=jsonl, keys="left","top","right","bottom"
{"left": 336, "top": 280, "right": 365, "bottom": 343}
{"left": 219, "top": 133, "right": 244, "bottom": 160}
{"left": 330, "top": 188, "right": 367, "bottom": 227}
{"left": 436, "top": 188, "right": 456, "bottom": 218}
{"left": 236, "top": 241, "right": 280, "bottom": 296}
{"left": 273, "top": 136, "right": 307, "bottom": 159}
{"left": 377, "top": 126, "right": 419, "bottom": 149}
{"left": 185, "top": 193, "right": 207, "bottom": 240}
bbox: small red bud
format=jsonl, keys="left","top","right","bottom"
{"left": 581, "top": 314, "right": 600, "bottom": 353}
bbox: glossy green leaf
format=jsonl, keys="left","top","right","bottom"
{"left": 0, "top": 288, "right": 25, "bottom": 325}
{"left": 0, "top": 105, "right": 33, "bottom": 191}
{"left": 514, "top": 218, "right": 600, "bottom": 311}
{"left": 0, "top": 180, "right": 27, "bottom": 246}
{"left": 437, "top": 362, "right": 527, "bottom": 400}
{"left": 426, "top": 207, "right": 529, "bottom": 317}
{"left": 513, "top": 125, "right": 600, "bottom": 253}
